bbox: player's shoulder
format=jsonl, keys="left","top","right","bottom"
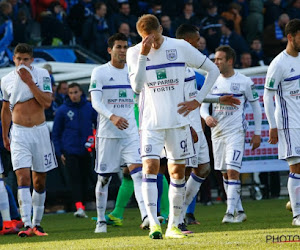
{"left": 33, "top": 66, "right": 49, "bottom": 75}
{"left": 166, "top": 36, "right": 191, "bottom": 49}
{"left": 1, "top": 70, "right": 15, "bottom": 83}
{"left": 269, "top": 50, "right": 288, "bottom": 69}
{"left": 92, "top": 62, "right": 109, "bottom": 74}
{"left": 235, "top": 71, "right": 253, "bottom": 87}
{"left": 127, "top": 42, "right": 142, "bottom": 54}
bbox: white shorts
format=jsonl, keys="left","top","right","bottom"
{"left": 186, "top": 131, "right": 210, "bottom": 168}
{"left": 10, "top": 123, "right": 57, "bottom": 172}
{"left": 95, "top": 135, "right": 142, "bottom": 174}
{"left": 212, "top": 131, "right": 245, "bottom": 173}
{"left": 278, "top": 128, "right": 300, "bottom": 160}
{"left": 141, "top": 125, "right": 195, "bottom": 161}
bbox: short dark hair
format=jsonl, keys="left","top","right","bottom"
{"left": 215, "top": 45, "right": 236, "bottom": 65}
{"left": 14, "top": 43, "right": 33, "bottom": 57}
{"left": 285, "top": 18, "right": 300, "bottom": 36}
{"left": 107, "top": 33, "right": 128, "bottom": 48}
{"left": 68, "top": 82, "right": 82, "bottom": 92}
{"left": 57, "top": 81, "right": 68, "bottom": 91}
{"left": 175, "top": 24, "right": 199, "bottom": 39}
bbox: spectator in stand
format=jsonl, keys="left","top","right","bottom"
{"left": 199, "top": 36, "right": 209, "bottom": 56}
{"left": 0, "top": 1, "right": 13, "bottom": 67}
{"left": 286, "top": 0, "right": 300, "bottom": 19}
{"left": 54, "top": 81, "right": 68, "bottom": 109}
{"left": 200, "top": 1, "right": 221, "bottom": 54}
{"left": 52, "top": 82, "right": 97, "bottom": 218}
{"left": 161, "top": 15, "right": 175, "bottom": 38}
{"left": 239, "top": 52, "right": 252, "bottom": 69}
{"left": 174, "top": 3, "right": 201, "bottom": 30}
{"left": 148, "top": 2, "right": 162, "bottom": 20}
{"left": 118, "top": 22, "right": 139, "bottom": 46}
{"left": 113, "top": 2, "right": 138, "bottom": 38}
{"left": 250, "top": 38, "right": 266, "bottom": 66}
{"left": 221, "top": 2, "right": 242, "bottom": 35}
{"left": 263, "top": 13, "right": 290, "bottom": 62}
{"left": 30, "top": 0, "right": 67, "bottom": 21}
{"left": 40, "top": 1, "right": 73, "bottom": 45}
{"left": 264, "top": 0, "right": 283, "bottom": 28}
{"left": 8, "top": 0, "right": 31, "bottom": 22}
{"left": 67, "top": 0, "right": 95, "bottom": 44}
{"left": 244, "top": 0, "right": 264, "bottom": 44}
{"left": 82, "top": 1, "right": 111, "bottom": 61}
{"left": 218, "top": 17, "right": 249, "bottom": 66}
{"left": 11, "top": 9, "right": 35, "bottom": 46}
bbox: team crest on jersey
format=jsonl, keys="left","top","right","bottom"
{"left": 144, "top": 144, "right": 152, "bottom": 153}
{"left": 156, "top": 69, "right": 167, "bottom": 80}
{"left": 119, "top": 89, "right": 127, "bottom": 97}
{"left": 43, "top": 77, "right": 51, "bottom": 91}
{"left": 166, "top": 49, "right": 177, "bottom": 61}
{"left": 295, "top": 147, "right": 300, "bottom": 155}
{"left": 230, "top": 83, "right": 240, "bottom": 93}
{"left": 90, "top": 80, "right": 97, "bottom": 89}
{"left": 67, "top": 110, "right": 74, "bottom": 120}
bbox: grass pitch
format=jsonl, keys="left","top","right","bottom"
{"left": 0, "top": 198, "right": 299, "bottom": 249}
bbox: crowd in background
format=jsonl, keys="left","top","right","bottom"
{"left": 0, "top": 0, "right": 300, "bottom": 67}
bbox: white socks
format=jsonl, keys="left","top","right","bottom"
{"left": 288, "top": 173, "right": 300, "bottom": 218}
{"left": 142, "top": 174, "right": 159, "bottom": 226}
{"left": 168, "top": 178, "right": 185, "bottom": 229}
{"left": 223, "top": 177, "right": 244, "bottom": 213}
{"left": 32, "top": 189, "right": 46, "bottom": 227}
{"left": 18, "top": 187, "right": 32, "bottom": 227}
{"left": 180, "top": 173, "right": 204, "bottom": 224}
{"left": 95, "top": 175, "right": 112, "bottom": 222}
{"left": 130, "top": 167, "right": 147, "bottom": 220}
{"left": 226, "top": 180, "right": 241, "bottom": 215}
{"left": 0, "top": 180, "right": 11, "bottom": 221}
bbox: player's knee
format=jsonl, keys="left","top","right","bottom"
{"left": 17, "top": 175, "right": 31, "bottom": 187}
{"left": 195, "top": 163, "right": 211, "bottom": 178}
{"left": 98, "top": 174, "right": 112, "bottom": 187}
{"left": 33, "top": 182, "right": 46, "bottom": 193}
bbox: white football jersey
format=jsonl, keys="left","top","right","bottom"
{"left": 89, "top": 62, "right": 138, "bottom": 138}
{"left": 1, "top": 66, "right": 52, "bottom": 110}
{"left": 184, "top": 67, "right": 202, "bottom": 132}
{"left": 265, "top": 50, "right": 300, "bottom": 129}
{"left": 209, "top": 71, "right": 258, "bottom": 137}
{"left": 127, "top": 36, "right": 207, "bottom": 130}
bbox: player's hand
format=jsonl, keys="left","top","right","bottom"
{"left": 141, "top": 34, "right": 154, "bottom": 56}
{"left": 18, "top": 68, "right": 34, "bottom": 85}
{"left": 3, "top": 137, "right": 10, "bottom": 151}
{"left": 250, "top": 134, "right": 261, "bottom": 150}
{"left": 177, "top": 100, "right": 200, "bottom": 116}
{"left": 110, "top": 114, "right": 129, "bottom": 130}
{"left": 205, "top": 116, "right": 218, "bottom": 127}
{"left": 268, "top": 128, "right": 278, "bottom": 144}
{"left": 61, "top": 154, "right": 66, "bottom": 165}
{"left": 219, "top": 95, "right": 241, "bottom": 107}
{"left": 190, "top": 126, "right": 198, "bottom": 143}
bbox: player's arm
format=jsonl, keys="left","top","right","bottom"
{"left": 90, "top": 91, "right": 128, "bottom": 130}
{"left": 263, "top": 88, "right": 278, "bottom": 144}
{"left": 18, "top": 68, "right": 52, "bottom": 108}
{"left": 1, "top": 101, "right": 12, "bottom": 151}
{"left": 249, "top": 100, "right": 262, "bottom": 150}
{"left": 200, "top": 102, "right": 217, "bottom": 127}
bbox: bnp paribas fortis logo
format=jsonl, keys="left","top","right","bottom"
{"left": 266, "top": 77, "right": 275, "bottom": 88}
{"left": 119, "top": 89, "right": 127, "bottom": 97}
{"left": 156, "top": 69, "right": 167, "bottom": 80}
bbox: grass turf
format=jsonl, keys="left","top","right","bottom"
{"left": 1, "top": 198, "right": 299, "bottom": 249}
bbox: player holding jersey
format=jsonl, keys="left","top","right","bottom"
{"left": 201, "top": 45, "right": 262, "bottom": 223}
{"left": 89, "top": 33, "right": 147, "bottom": 233}
{"left": 264, "top": 19, "right": 300, "bottom": 226}
{"left": 127, "top": 14, "right": 220, "bottom": 239}
{"left": 1, "top": 43, "right": 56, "bottom": 237}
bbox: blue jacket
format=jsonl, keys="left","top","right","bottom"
{"left": 52, "top": 94, "right": 97, "bottom": 157}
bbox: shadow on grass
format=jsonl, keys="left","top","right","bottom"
{"left": 0, "top": 198, "right": 294, "bottom": 245}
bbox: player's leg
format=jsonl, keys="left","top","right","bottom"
{"left": 140, "top": 129, "right": 164, "bottom": 239}
{"left": 159, "top": 160, "right": 169, "bottom": 221}
{"left": 108, "top": 167, "right": 134, "bottom": 225}
{"left": 287, "top": 161, "right": 300, "bottom": 226}
{"left": 6, "top": 184, "right": 23, "bottom": 229}
{"left": 165, "top": 125, "right": 194, "bottom": 239}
